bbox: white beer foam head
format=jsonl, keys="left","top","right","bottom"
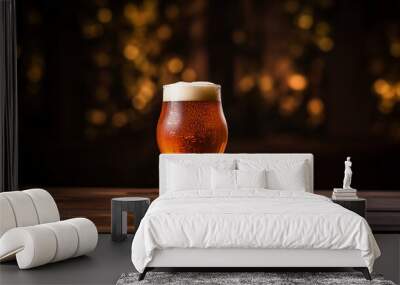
{"left": 163, "top": 81, "right": 221, "bottom": 102}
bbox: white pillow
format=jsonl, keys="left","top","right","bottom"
{"left": 166, "top": 160, "right": 236, "bottom": 192}
{"left": 237, "top": 169, "right": 267, "bottom": 188}
{"left": 211, "top": 169, "right": 267, "bottom": 190}
{"left": 211, "top": 168, "right": 236, "bottom": 190}
{"left": 167, "top": 162, "right": 210, "bottom": 191}
{"left": 237, "top": 159, "right": 308, "bottom": 191}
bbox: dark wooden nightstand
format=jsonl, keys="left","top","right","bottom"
{"left": 332, "top": 198, "right": 366, "bottom": 218}
{"left": 111, "top": 197, "right": 150, "bottom": 241}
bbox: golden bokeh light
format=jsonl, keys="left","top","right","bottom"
{"left": 238, "top": 75, "right": 255, "bottom": 93}
{"left": 262, "top": 91, "right": 278, "bottom": 103}
{"left": 381, "top": 89, "right": 395, "bottom": 100}
{"left": 275, "top": 57, "right": 291, "bottom": 75}
{"left": 182, "top": 68, "right": 197, "bottom": 81}
{"left": 127, "top": 78, "right": 156, "bottom": 111}
{"left": 142, "top": 62, "right": 157, "bottom": 76}
{"left": 123, "top": 44, "right": 140, "bottom": 61}
{"left": 395, "top": 82, "right": 400, "bottom": 99}
{"left": 373, "top": 79, "right": 391, "bottom": 96}
{"left": 157, "top": 25, "right": 172, "bottom": 40}
{"left": 112, "top": 112, "right": 128, "bottom": 128}
{"left": 374, "top": 78, "right": 395, "bottom": 100}
{"left": 82, "top": 23, "right": 103, "bottom": 39}
{"left": 317, "top": 36, "right": 334, "bottom": 52}
{"left": 315, "top": 22, "right": 330, "bottom": 36}
{"left": 279, "top": 96, "right": 299, "bottom": 115}
{"left": 297, "top": 13, "right": 313, "bottom": 30}
{"left": 27, "top": 65, "right": 43, "bottom": 82}
{"left": 287, "top": 73, "right": 307, "bottom": 91}
{"left": 390, "top": 42, "right": 400, "bottom": 58}
{"left": 307, "top": 98, "right": 324, "bottom": 116}
{"left": 167, "top": 57, "right": 184, "bottom": 74}
{"left": 124, "top": 4, "right": 136, "bottom": 21}
{"left": 258, "top": 74, "right": 273, "bottom": 92}
{"left": 147, "top": 40, "right": 161, "bottom": 56}
{"left": 284, "top": 0, "right": 299, "bottom": 13}
{"left": 378, "top": 100, "right": 394, "bottom": 114}
{"left": 132, "top": 96, "right": 147, "bottom": 110}
{"left": 97, "top": 8, "right": 112, "bottom": 24}
{"left": 138, "top": 78, "right": 156, "bottom": 100}
{"left": 124, "top": 1, "right": 157, "bottom": 27}
{"left": 88, "top": 109, "right": 107, "bottom": 125}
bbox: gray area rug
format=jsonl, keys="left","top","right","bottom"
{"left": 116, "top": 272, "right": 396, "bottom": 285}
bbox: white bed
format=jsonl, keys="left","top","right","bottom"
{"left": 131, "top": 154, "right": 380, "bottom": 280}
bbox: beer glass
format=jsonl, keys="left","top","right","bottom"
{"left": 157, "top": 82, "right": 228, "bottom": 153}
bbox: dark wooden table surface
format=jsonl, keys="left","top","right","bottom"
{"left": 47, "top": 188, "right": 400, "bottom": 233}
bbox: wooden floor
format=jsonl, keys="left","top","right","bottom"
{"left": 47, "top": 187, "right": 400, "bottom": 233}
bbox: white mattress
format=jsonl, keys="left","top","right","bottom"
{"left": 131, "top": 190, "right": 380, "bottom": 273}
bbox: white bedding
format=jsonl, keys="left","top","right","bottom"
{"left": 131, "top": 190, "right": 380, "bottom": 273}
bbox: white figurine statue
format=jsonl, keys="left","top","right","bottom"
{"left": 343, "top": 157, "right": 353, "bottom": 189}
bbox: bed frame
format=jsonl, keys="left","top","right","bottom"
{"left": 139, "top": 154, "right": 372, "bottom": 280}
{"left": 140, "top": 248, "right": 370, "bottom": 280}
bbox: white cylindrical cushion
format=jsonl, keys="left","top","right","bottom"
{"left": 1, "top": 192, "right": 39, "bottom": 227}
{"left": 23, "top": 189, "right": 60, "bottom": 223}
{"left": 42, "top": 221, "right": 79, "bottom": 262}
{"left": 64, "top": 218, "right": 98, "bottom": 257}
{"left": 0, "top": 226, "right": 57, "bottom": 269}
{"left": 0, "top": 195, "right": 17, "bottom": 237}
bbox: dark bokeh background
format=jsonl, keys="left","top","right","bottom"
{"left": 17, "top": 0, "right": 400, "bottom": 190}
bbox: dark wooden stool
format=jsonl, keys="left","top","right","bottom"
{"left": 111, "top": 197, "right": 150, "bottom": 241}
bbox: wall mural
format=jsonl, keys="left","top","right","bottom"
{"left": 17, "top": 0, "right": 400, "bottom": 188}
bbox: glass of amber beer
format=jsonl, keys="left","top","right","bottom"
{"left": 157, "top": 81, "right": 228, "bottom": 153}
